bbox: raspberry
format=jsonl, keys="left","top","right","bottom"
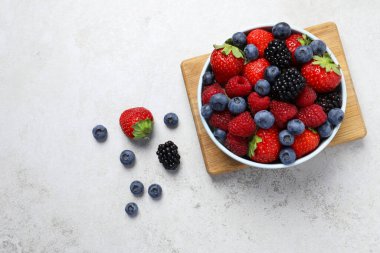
{"left": 225, "top": 133, "right": 249, "bottom": 157}
{"left": 225, "top": 76, "right": 252, "bottom": 98}
{"left": 228, "top": 112, "right": 256, "bottom": 138}
{"left": 247, "top": 92, "right": 270, "bottom": 113}
{"left": 209, "top": 110, "right": 233, "bottom": 131}
{"left": 201, "top": 83, "right": 224, "bottom": 104}
{"left": 295, "top": 86, "right": 317, "bottom": 107}
{"left": 297, "top": 104, "right": 327, "bottom": 128}
{"left": 269, "top": 100, "right": 298, "bottom": 129}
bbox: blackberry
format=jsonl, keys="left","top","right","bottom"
{"left": 316, "top": 89, "right": 342, "bottom": 113}
{"left": 156, "top": 141, "right": 180, "bottom": 170}
{"left": 264, "top": 39, "right": 292, "bottom": 69}
{"left": 271, "top": 68, "right": 306, "bottom": 101}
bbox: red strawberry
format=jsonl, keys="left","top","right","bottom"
{"left": 285, "top": 33, "right": 311, "bottom": 63}
{"left": 292, "top": 129, "right": 320, "bottom": 158}
{"left": 120, "top": 107, "right": 154, "bottom": 139}
{"left": 301, "top": 54, "right": 342, "bottom": 93}
{"left": 201, "top": 83, "right": 224, "bottom": 104}
{"left": 209, "top": 110, "right": 233, "bottom": 131}
{"left": 210, "top": 44, "right": 244, "bottom": 84}
{"left": 225, "top": 76, "right": 252, "bottom": 98}
{"left": 248, "top": 127, "right": 280, "bottom": 163}
{"left": 269, "top": 100, "right": 298, "bottom": 129}
{"left": 228, "top": 112, "right": 256, "bottom": 138}
{"left": 295, "top": 86, "right": 317, "bottom": 107}
{"left": 297, "top": 104, "right": 327, "bottom": 128}
{"left": 246, "top": 29, "right": 274, "bottom": 57}
{"left": 247, "top": 92, "right": 270, "bottom": 113}
{"left": 243, "top": 58, "right": 270, "bottom": 86}
{"left": 225, "top": 133, "right": 249, "bottom": 157}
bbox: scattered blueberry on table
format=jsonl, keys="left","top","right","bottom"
{"left": 164, "top": 113, "right": 179, "bottom": 128}
{"left": 148, "top": 184, "right": 162, "bottom": 199}
{"left": 120, "top": 150, "right": 135, "bottom": 167}
{"left": 130, "top": 180, "right": 144, "bottom": 196}
{"left": 125, "top": 202, "right": 138, "bottom": 217}
{"left": 92, "top": 125, "right": 108, "bottom": 142}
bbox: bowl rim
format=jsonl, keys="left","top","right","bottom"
{"left": 197, "top": 24, "right": 347, "bottom": 169}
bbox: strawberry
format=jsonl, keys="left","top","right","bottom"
{"left": 285, "top": 33, "right": 311, "bottom": 63}
{"left": 120, "top": 107, "right": 154, "bottom": 139}
{"left": 210, "top": 44, "right": 244, "bottom": 84}
{"left": 201, "top": 83, "right": 224, "bottom": 104}
{"left": 295, "top": 86, "right": 317, "bottom": 107}
{"left": 297, "top": 104, "right": 327, "bottom": 128}
{"left": 243, "top": 58, "right": 270, "bottom": 86}
{"left": 247, "top": 92, "right": 270, "bottom": 113}
{"left": 269, "top": 100, "right": 298, "bottom": 129}
{"left": 248, "top": 127, "right": 280, "bottom": 163}
{"left": 228, "top": 111, "right": 256, "bottom": 138}
{"left": 209, "top": 110, "right": 233, "bottom": 131}
{"left": 246, "top": 29, "right": 274, "bottom": 57}
{"left": 301, "top": 53, "right": 342, "bottom": 93}
{"left": 225, "top": 133, "right": 249, "bottom": 157}
{"left": 225, "top": 76, "right": 252, "bottom": 98}
{"left": 292, "top": 129, "right": 320, "bottom": 158}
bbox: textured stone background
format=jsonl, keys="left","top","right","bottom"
{"left": 0, "top": 0, "right": 379, "bottom": 252}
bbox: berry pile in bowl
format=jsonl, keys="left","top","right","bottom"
{"left": 198, "top": 22, "right": 347, "bottom": 169}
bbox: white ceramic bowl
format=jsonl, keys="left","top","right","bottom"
{"left": 198, "top": 24, "right": 347, "bottom": 169}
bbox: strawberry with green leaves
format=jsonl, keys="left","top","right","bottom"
{"left": 210, "top": 43, "right": 244, "bottom": 84}
{"left": 248, "top": 127, "right": 281, "bottom": 163}
{"left": 301, "top": 53, "right": 342, "bottom": 93}
{"left": 120, "top": 107, "right": 154, "bottom": 139}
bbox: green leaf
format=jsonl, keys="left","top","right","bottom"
{"left": 225, "top": 38, "right": 233, "bottom": 45}
{"left": 213, "top": 44, "right": 225, "bottom": 49}
{"left": 132, "top": 119, "right": 153, "bottom": 139}
{"left": 298, "top": 34, "right": 312, "bottom": 46}
{"left": 308, "top": 128, "right": 317, "bottom": 134}
{"left": 231, "top": 46, "right": 244, "bottom": 59}
{"left": 311, "top": 53, "right": 341, "bottom": 76}
{"left": 248, "top": 135, "right": 262, "bottom": 158}
{"left": 222, "top": 45, "right": 232, "bottom": 55}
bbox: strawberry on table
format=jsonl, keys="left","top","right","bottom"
{"left": 301, "top": 53, "right": 342, "bottom": 93}
{"left": 248, "top": 127, "right": 281, "bottom": 163}
{"left": 228, "top": 111, "right": 256, "bottom": 138}
{"left": 210, "top": 43, "right": 244, "bottom": 84}
{"left": 243, "top": 58, "right": 270, "bottom": 87}
{"left": 269, "top": 100, "right": 298, "bottom": 129}
{"left": 246, "top": 29, "right": 274, "bottom": 57}
{"left": 201, "top": 83, "right": 224, "bottom": 104}
{"left": 297, "top": 104, "right": 327, "bottom": 128}
{"left": 225, "top": 133, "right": 249, "bottom": 157}
{"left": 292, "top": 128, "right": 320, "bottom": 158}
{"left": 120, "top": 107, "right": 154, "bottom": 139}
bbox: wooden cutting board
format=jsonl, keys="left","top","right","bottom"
{"left": 181, "top": 22, "right": 366, "bottom": 175}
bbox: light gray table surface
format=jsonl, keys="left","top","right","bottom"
{"left": 1, "top": 0, "right": 379, "bottom": 252}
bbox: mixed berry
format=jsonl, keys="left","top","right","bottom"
{"left": 201, "top": 22, "right": 345, "bottom": 165}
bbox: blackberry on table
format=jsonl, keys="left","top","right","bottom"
{"left": 271, "top": 68, "right": 306, "bottom": 101}
{"left": 264, "top": 39, "right": 292, "bottom": 69}
{"left": 156, "top": 141, "right": 180, "bottom": 170}
{"left": 316, "top": 89, "right": 342, "bottom": 113}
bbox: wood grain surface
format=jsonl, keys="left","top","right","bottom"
{"left": 181, "top": 22, "right": 366, "bottom": 175}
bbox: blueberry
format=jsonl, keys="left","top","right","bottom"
{"left": 279, "top": 130, "right": 295, "bottom": 146}
{"left": 279, "top": 148, "right": 296, "bottom": 165}
{"left": 210, "top": 93, "right": 228, "bottom": 111}
{"left": 272, "top": 22, "right": 292, "bottom": 39}
{"left": 254, "top": 79, "right": 271, "bottom": 96}
{"left": 310, "top": 40, "right": 326, "bottom": 56}
{"left": 164, "top": 113, "right": 179, "bottom": 128}
{"left": 120, "top": 150, "right": 135, "bottom": 166}
{"left": 287, "top": 119, "right": 305, "bottom": 135}
{"left": 295, "top": 45, "right": 313, "bottom": 64}
{"left": 213, "top": 129, "right": 226, "bottom": 144}
{"left": 318, "top": 121, "right": 333, "bottom": 138}
{"left": 244, "top": 44, "right": 259, "bottom": 62}
{"left": 201, "top": 104, "right": 213, "bottom": 119}
{"left": 130, "top": 180, "right": 144, "bottom": 196}
{"left": 254, "top": 110, "right": 275, "bottom": 129}
{"left": 92, "top": 125, "right": 108, "bottom": 142}
{"left": 328, "top": 108, "right": 344, "bottom": 126}
{"left": 148, "top": 184, "right": 162, "bottom": 199}
{"left": 202, "top": 71, "right": 214, "bottom": 85}
{"left": 264, "top": 66, "right": 281, "bottom": 83}
{"left": 228, "top": 97, "right": 246, "bottom": 114}
{"left": 232, "top": 32, "right": 247, "bottom": 48}
{"left": 125, "top": 202, "right": 138, "bottom": 217}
